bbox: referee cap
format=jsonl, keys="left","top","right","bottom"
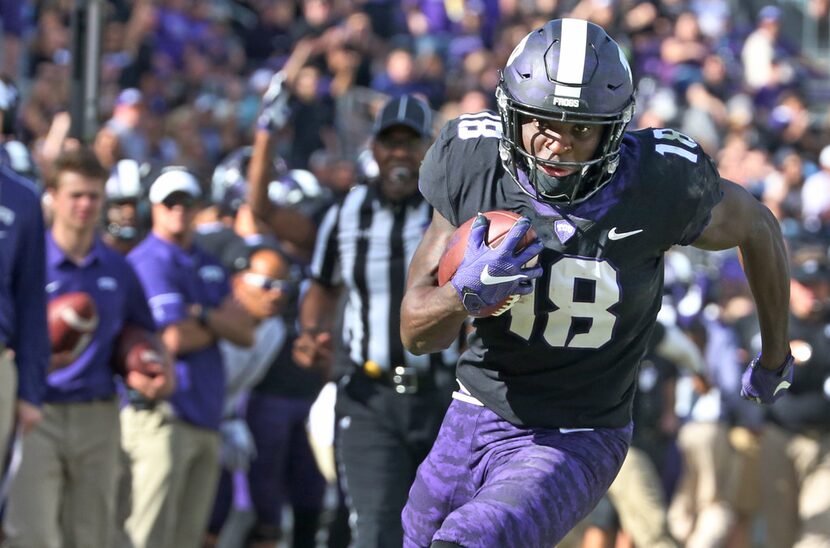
{"left": 372, "top": 95, "right": 433, "bottom": 138}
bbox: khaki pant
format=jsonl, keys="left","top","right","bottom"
{"left": 667, "top": 421, "right": 735, "bottom": 548}
{"left": 120, "top": 404, "right": 219, "bottom": 548}
{"left": 727, "top": 426, "right": 761, "bottom": 516}
{"left": 0, "top": 350, "right": 16, "bottom": 471}
{"left": 3, "top": 398, "right": 121, "bottom": 548}
{"left": 759, "top": 423, "right": 830, "bottom": 548}
{"left": 608, "top": 446, "right": 679, "bottom": 547}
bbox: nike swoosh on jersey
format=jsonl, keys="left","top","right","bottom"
{"left": 608, "top": 227, "right": 644, "bottom": 240}
{"left": 480, "top": 266, "right": 527, "bottom": 286}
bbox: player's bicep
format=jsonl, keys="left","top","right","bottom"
{"left": 407, "top": 210, "right": 456, "bottom": 290}
{"left": 692, "top": 179, "right": 760, "bottom": 251}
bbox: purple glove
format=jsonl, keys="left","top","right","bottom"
{"left": 740, "top": 352, "right": 794, "bottom": 404}
{"left": 256, "top": 71, "right": 291, "bottom": 132}
{"left": 451, "top": 214, "right": 544, "bottom": 315}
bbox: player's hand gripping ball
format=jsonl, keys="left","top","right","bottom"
{"left": 112, "top": 324, "right": 166, "bottom": 378}
{"left": 438, "top": 211, "right": 543, "bottom": 317}
{"left": 47, "top": 291, "right": 99, "bottom": 360}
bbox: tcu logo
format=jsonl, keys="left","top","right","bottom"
{"left": 552, "top": 97, "right": 579, "bottom": 108}
{"left": 199, "top": 265, "right": 225, "bottom": 283}
{"left": 0, "top": 205, "right": 15, "bottom": 226}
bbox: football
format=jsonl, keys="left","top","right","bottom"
{"left": 112, "top": 325, "right": 165, "bottom": 377}
{"left": 47, "top": 292, "right": 99, "bottom": 357}
{"left": 437, "top": 210, "right": 538, "bottom": 317}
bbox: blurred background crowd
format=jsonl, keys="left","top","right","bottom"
{"left": 1, "top": 0, "right": 830, "bottom": 547}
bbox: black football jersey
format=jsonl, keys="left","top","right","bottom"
{"left": 419, "top": 111, "right": 723, "bottom": 428}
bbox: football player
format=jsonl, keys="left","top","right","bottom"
{"left": 399, "top": 18, "right": 792, "bottom": 548}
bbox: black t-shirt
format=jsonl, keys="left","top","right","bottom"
{"left": 253, "top": 326, "right": 327, "bottom": 400}
{"left": 419, "top": 112, "right": 722, "bottom": 428}
{"left": 632, "top": 352, "right": 678, "bottom": 446}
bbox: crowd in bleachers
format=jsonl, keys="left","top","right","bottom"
{"left": 1, "top": 0, "right": 830, "bottom": 546}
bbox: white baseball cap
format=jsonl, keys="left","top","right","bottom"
{"left": 819, "top": 145, "right": 830, "bottom": 169}
{"left": 149, "top": 168, "right": 202, "bottom": 204}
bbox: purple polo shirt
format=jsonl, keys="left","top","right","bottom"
{"left": 0, "top": 167, "right": 48, "bottom": 405}
{"left": 45, "top": 232, "right": 155, "bottom": 403}
{"left": 127, "top": 233, "right": 229, "bottom": 431}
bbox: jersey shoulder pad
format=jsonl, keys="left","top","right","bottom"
{"left": 626, "top": 128, "right": 723, "bottom": 245}
{"left": 419, "top": 111, "right": 503, "bottom": 226}
{"left": 628, "top": 128, "right": 718, "bottom": 187}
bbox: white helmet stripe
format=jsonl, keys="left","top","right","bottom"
{"left": 554, "top": 18, "right": 588, "bottom": 99}
{"left": 506, "top": 32, "right": 531, "bottom": 68}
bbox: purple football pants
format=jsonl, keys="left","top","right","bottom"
{"left": 402, "top": 398, "right": 632, "bottom": 548}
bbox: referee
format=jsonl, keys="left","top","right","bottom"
{"left": 294, "top": 95, "right": 459, "bottom": 548}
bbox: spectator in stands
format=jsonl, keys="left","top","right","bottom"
{"left": 800, "top": 145, "right": 830, "bottom": 234}
{"left": 204, "top": 241, "right": 308, "bottom": 547}
{"left": 756, "top": 246, "right": 830, "bottom": 547}
{"left": 106, "top": 88, "right": 149, "bottom": 165}
{"left": 741, "top": 6, "right": 784, "bottom": 92}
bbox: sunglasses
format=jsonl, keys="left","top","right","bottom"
{"left": 161, "top": 194, "right": 197, "bottom": 209}
{"left": 376, "top": 135, "right": 423, "bottom": 149}
{"left": 242, "top": 272, "right": 293, "bottom": 292}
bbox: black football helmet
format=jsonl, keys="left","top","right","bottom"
{"left": 497, "top": 18, "right": 635, "bottom": 204}
{"left": 211, "top": 146, "right": 287, "bottom": 216}
{"left": 104, "top": 159, "right": 150, "bottom": 243}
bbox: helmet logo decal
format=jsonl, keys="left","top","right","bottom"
{"left": 553, "top": 18, "right": 588, "bottom": 100}
{"left": 552, "top": 97, "right": 579, "bottom": 107}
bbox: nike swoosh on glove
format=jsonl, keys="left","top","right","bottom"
{"left": 740, "top": 352, "right": 794, "bottom": 404}
{"left": 450, "top": 214, "right": 544, "bottom": 315}
{"left": 256, "top": 71, "right": 292, "bottom": 132}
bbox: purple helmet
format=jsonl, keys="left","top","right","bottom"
{"left": 211, "top": 146, "right": 288, "bottom": 215}
{"left": 497, "top": 18, "right": 635, "bottom": 204}
{"left": 211, "top": 147, "right": 331, "bottom": 220}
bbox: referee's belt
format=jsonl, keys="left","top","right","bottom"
{"left": 357, "top": 361, "right": 431, "bottom": 395}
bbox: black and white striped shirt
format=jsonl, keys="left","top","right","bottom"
{"left": 310, "top": 184, "right": 459, "bottom": 372}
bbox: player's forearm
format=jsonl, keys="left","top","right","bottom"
{"left": 740, "top": 205, "right": 790, "bottom": 369}
{"left": 299, "top": 281, "right": 341, "bottom": 334}
{"left": 207, "top": 304, "right": 256, "bottom": 348}
{"left": 247, "top": 130, "right": 317, "bottom": 256}
{"left": 247, "top": 129, "right": 275, "bottom": 220}
{"left": 401, "top": 283, "right": 468, "bottom": 355}
{"left": 162, "top": 320, "right": 214, "bottom": 355}
{"left": 262, "top": 207, "right": 317, "bottom": 259}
